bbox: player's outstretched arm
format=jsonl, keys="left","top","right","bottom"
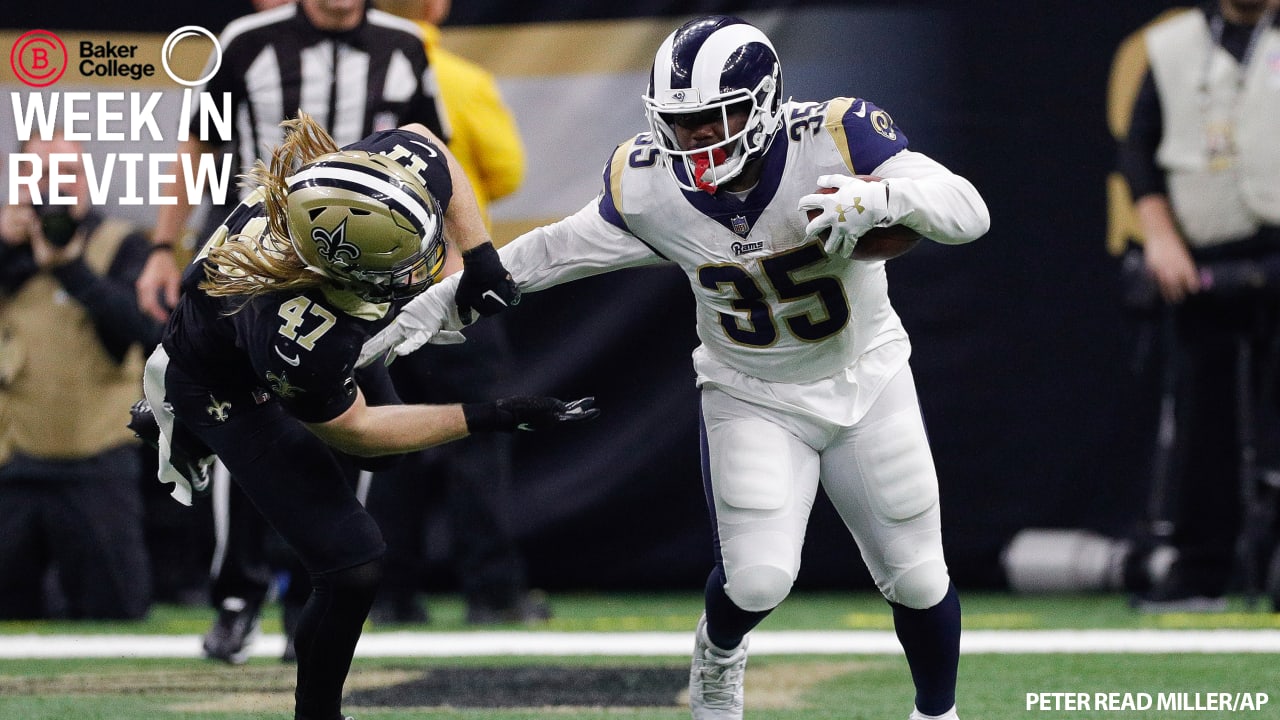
{"left": 306, "top": 389, "right": 599, "bottom": 457}
{"left": 358, "top": 200, "right": 662, "bottom": 368}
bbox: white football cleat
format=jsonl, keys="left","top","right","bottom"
{"left": 689, "top": 613, "right": 748, "bottom": 719}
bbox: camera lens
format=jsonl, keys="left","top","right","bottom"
{"left": 36, "top": 206, "right": 79, "bottom": 248}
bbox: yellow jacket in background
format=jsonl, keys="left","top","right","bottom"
{"left": 419, "top": 22, "right": 525, "bottom": 241}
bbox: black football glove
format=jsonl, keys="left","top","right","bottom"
{"left": 455, "top": 243, "right": 520, "bottom": 324}
{"left": 463, "top": 396, "right": 600, "bottom": 433}
{"left": 127, "top": 398, "right": 215, "bottom": 496}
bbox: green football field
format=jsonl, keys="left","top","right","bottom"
{"left": 1, "top": 592, "right": 1278, "bottom": 720}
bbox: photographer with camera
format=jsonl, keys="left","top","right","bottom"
{"left": 0, "top": 133, "right": 161, "bottom": 619}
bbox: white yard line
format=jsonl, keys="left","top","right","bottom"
{"left": 2, "top": 629, "right": 1279, "bottom": 659}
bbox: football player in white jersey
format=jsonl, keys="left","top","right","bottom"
{"left": 361, "top": 15, "right": 990, "bottom": 720}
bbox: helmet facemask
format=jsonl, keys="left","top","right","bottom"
{"left": 339, "top": 226, "right": 444, "bottom": 303}
{"left": 643, "top": 16, "right": 783, "bottom": 193}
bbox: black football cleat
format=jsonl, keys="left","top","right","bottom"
{"left": 202, "top": 596, "right": 262, "bottom": 665}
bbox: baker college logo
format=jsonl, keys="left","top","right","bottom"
{"left": 8, "top": 25, "right": 222, "bottom": 87}
{"left": 9, "top": 30, "right": 68, "bottom": 87}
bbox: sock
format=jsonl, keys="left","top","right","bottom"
{"left": 891, "top": 583, "right": 961, "bottom": 716}
{"left": 703, "top": 565, "right": 771, "bottom": 650}
{"left": 293, "top": 559, "right": 382, "bottom": 720}
{"left": 910, "top": 706, "right": 958, "bottom": 720}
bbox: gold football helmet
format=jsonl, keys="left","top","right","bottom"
{"left": 285, "top": 150, "right": 445, "bottom": 303}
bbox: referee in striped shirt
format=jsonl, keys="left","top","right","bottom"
{"left": 138, "top": 0, "right": 450, "bottom": 320}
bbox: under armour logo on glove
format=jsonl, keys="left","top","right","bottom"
{"left": 456, "top": 242, "right": 521, "bottom": 323}
{"left": 797, "top": 174, "right": 890, "bottom": 258}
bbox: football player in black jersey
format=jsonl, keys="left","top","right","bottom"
{"left": 141, "top": 113, "right": 596, "bottom": 720}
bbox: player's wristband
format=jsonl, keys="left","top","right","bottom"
{"left": 461, "top": 242, "right": 499, "bottom": 267}
{"left": 149, "top": 243, "right": 176, "bottom": 255}
{"left": 462, "top": 402, "right": 505, "bottom": 433}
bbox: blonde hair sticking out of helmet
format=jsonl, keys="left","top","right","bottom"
{"left": 201, "top": 112, "right": 340, "bottom": 300}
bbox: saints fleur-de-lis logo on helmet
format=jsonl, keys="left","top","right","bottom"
{"left": 311, "top": 217, "right": 361, "bottom": 269}
{"left": 285, "top": 150, "right": 446, "bottom": 303}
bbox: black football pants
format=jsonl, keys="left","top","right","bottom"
{"left": 164, "top": 362, "right": 383, "bottom": 720}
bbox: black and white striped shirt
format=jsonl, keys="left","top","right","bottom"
{"left": 196, "top": 3, "right": 449, "bottom": 198}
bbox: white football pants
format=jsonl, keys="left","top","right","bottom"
{"left": 701, "top": 365, "right": 950, "bottom": 611}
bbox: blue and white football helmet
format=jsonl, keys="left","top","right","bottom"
{"left": 644, "top": 16, "right": 784, "bottom": 192}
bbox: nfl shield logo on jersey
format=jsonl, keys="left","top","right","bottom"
{"left": 731, "top": 215, "right": 750, "bottom": 236}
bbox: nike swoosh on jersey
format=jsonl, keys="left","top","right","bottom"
{"left": 851, "top": 100, "right": 868, "bottom": 118}
{"left": 408, "top": 139, "right": 439, "bottom": 157}
{"left": 481, "top": 290, "right": 509, "bottom": 306}
{"left": 275, "top": 346, "right": 301, "bottom": 366}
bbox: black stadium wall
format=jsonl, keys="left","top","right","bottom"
{"left": 7, "top": 0, "right": 1183, "bottom": 591}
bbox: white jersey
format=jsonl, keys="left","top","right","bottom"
{"left": 479, "top": 97, "right": 988, "bottom": 422}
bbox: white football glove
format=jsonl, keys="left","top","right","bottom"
{"left": 357, "top": 284, "right": 468, "bottom": 367}
{"left": 797, "top": 174, "right": 890, "bottom": 258}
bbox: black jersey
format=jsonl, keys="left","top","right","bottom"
{"left": 162, "top": 129, "right": 453, "bottom": 424}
